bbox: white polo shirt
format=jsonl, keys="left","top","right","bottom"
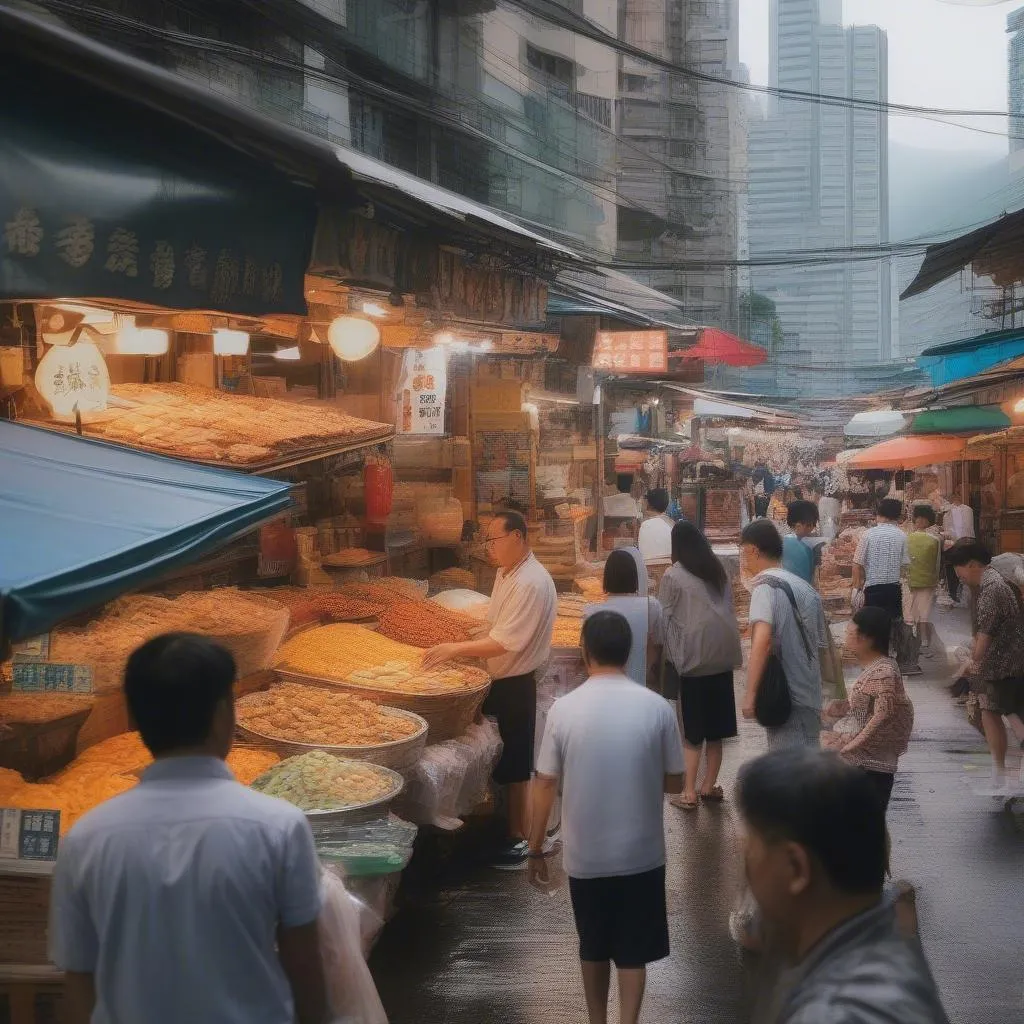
{"left": 49, "top": 756, "right": 322, "bottom": 1024}
{"left": 537, "top": 672, "right": 685, "bottom": 879}
{"left": 487, "top": 552, "right": 557, "bottom": 679}
{"left": 638, "top": 515, "right": 674, "bottom": 563}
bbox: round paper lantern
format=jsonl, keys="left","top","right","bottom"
{"left": 327, "top": 316, "right": 380, "bottom": 361}
{"left": 35, "top": 339, "right": 110, "bottom": 420}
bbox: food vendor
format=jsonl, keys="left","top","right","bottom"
{"left": 423, "top": 510, "right": 557, "bottom": 869}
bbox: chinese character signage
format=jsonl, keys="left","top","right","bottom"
{"left": 0, "top": 808, "right": 61, "bottom": 863}
{"left": 0, "top": 53, "right": 316, "bottom": 316}
{"left": 11, "top": 634, "right": 51, "bottom": 663}
{"left": 12, "top": 662, "right": 94, "bottom": 693}
{"left": 398, "top": 347, "right": 448, "bottom": 435}
{"left": 592, "top": 331, "right": 669, "bottom": 374}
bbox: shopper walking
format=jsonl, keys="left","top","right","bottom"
{"left": 528, "top": 611, "right": 684, "bottom": 1024}
{"left": 583, "top": 548, "right": 663, "bottom": 688}
{"left": 822, "top": 608, "right": 914, "bottom": 816}
{"left": 906, "top": 505, "right": 941, "bottom": 654}
{"left": 946, "top": 540, "right": 1024, "bottom": 795}
{"left": 740, "top": 519, "right": 826, "bottom": 748}
{"left": 737, "top": 748, "right": 950, "bottom": 1024}
{"left": 658, "top": 520, "right": 742, "bottom": 809}
{"left": 424, "top": 509, "right": 557, "bottom": 867}
{"left": 49, "top": 634, "right": 329, "bottom": 1024}
{"left": 852, "top": 499, "right": 910, "bottom": 621}
{"left": 782, "top": 500, "right": 820, "bottom": 585}
{"left": 637, "top": 487, "right": 674, "bottom": 563}
{"left": 939, "top": 490, "right": 975, "bottom": 603}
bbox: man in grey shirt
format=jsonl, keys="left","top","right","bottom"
{"left": 738, "top": 748, "right": 950, "bottom": 1024}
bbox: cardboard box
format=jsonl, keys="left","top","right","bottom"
{"left": 393, "top": 436, "right": 453, "bottom": 469}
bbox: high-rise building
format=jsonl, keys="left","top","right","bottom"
{"left": 746, "top": 0, "right": 891, "bottom": 396}
{"left": 617, "top": 0, "right": 744, "bottom": 331}
{"left": 1009, "top": 7, "right": 1024, "bottom": 174}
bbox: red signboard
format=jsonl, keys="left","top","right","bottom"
{"left": 592, "top": 330, "right": 669, "bottom": 373}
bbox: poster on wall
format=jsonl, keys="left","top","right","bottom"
{"left": 592, "top": 330, "right": 668, "bottom": 373}
{"left": 398, "top": 346, "right": 448, "bottom": 435}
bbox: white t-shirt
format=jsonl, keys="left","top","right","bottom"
{"left": 537, "top": 673, "right": 685, "bottom": 879}
{"left": 487, "top": 552, "right": 557, "bottom": 679}
{"left": 638, "top": 515, "right": 674, "bottom": 562}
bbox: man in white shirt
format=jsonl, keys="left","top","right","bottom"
{"left": 853, "top": 499, "right": 911, "bottom": 621}
{"left": 424, "top": 510, "right": 557, "bottom": 868}
{"left": 529, "top": 610, "right": 684, "bottom": 1024}
{"left": 941, "top": 490, "right": 975, "bottom": 603}
{"left": 49, "top": 634, "right": 328, "bottom": 1024}
{"left": 637, "top": 487, "right": 674, "bottom": 563}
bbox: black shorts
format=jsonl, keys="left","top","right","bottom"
{"left": 979, "top": 677, "right": 1024, "bottom": 717}
{"left": 865, "top": 583, "right": 903, "bottom": 621}
{"left": 481, "top": 671, "right": 537, "bottom": 785}
{"left": 678, "top": 671, "right": 738, "bottom": 745}
{"left": 864, "top": 769, "right": 895, "bottom": 812}
{"left": 569, "top": 867, "right": 669, "bottom": 968}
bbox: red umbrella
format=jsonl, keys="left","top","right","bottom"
{"left": 673, "top": 328, "right": 768, "bottom": 368}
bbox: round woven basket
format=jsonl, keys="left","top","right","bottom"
{"left": 302, "top": 761, "right": 405, "bottom": 827}
{"left": 277, "top": 666, "right": 492, "bottom": 743}
{"left": 208, "top": 592, "right": 290, "bottom": 678}
{"left": 234, "top": 694, "right": 427, "bottom": 774}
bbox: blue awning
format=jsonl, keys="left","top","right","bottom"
{"left": 917, "top": 328, "right": 1024, "bottom": 386}
{"left": 0, "top": 422, "right": 291, "bottom": 643}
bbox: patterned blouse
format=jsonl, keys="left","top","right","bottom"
{"left": 975, "top": 567, "right": 1024, "bottom": 684}
{"left": 822, "top": 657, "right": 914, "bottom": 775}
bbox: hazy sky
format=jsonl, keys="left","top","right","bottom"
{"left": 738, "top": 0, "right": 1016, "bottom": 154}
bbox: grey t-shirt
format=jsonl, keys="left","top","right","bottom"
{"left": 779, "top": 900, "right": 950, "bottom": 1024}
{"left": 583, "top": 595, "right": 663, "bottom": 687}
{"left": 749, "top": 568, "right": 826, "bottom": 712}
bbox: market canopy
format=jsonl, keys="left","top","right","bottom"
{"left": 847, "top": 435, "right": 967, "bottom": 471}
{"left": 673, "top": 329, "right": 768, "bottom": 368}
{"left": 844, "top": 410, "right": 907, "bottom": 439}
{"left": 917, "top": 328, "right": 1024, "bottom": 387}
{"left": 0, "top": 423, "right": 291, "bottom": 644}
{"left": 910, "top": 406, "right": 1010, "bottom": 435}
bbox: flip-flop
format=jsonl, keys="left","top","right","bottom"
{"left": 671, "top": 795, "right": 699, "bottom": 811}
{"left": 700, "top": 786, "right": 725, "bottom": 803}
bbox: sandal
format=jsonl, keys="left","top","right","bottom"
{"left": 700, "top": 786, "right": 725, "bottom": 803}
{"left": 671, "top": 795, "right": 699, "bottom": 811}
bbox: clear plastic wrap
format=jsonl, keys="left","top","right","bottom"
{"left": 319, "top": 869, "right": 388, "bottom": 1024}
{"left": 315, "top": 817, "right": 418, "bottom": 876}
{"left": 393, "top": 718, "right": 503, "bottom": 828}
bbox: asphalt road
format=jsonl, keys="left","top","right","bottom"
{"left": 370, "top": 605, "right": 1024, "bottom": 1023}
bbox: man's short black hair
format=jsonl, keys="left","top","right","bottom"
{"left": 603, "top": 549, "right": 639, "bottom": 596}
{"left": 740, "top": 519, "right": 783, "bottom": 560}
{"left": 737, "top": 748, "right": 887, "bottom": 895}
{"left": 495, "top": 509, "right": 528, "bottom": 541}
{"left": 124, "top": 633, "right": 236, "bottom": 757}
{"left": 945, "top": 538, "right": 992, "bottom": 568}
{"left": 912, "top": 504, "right": 937, "bottom": 527}
{"left": 787, "top": 500, "right": 819, "bottom": 530}
{"left": 647, "top": 488, "right": 670, "bottom": 514}
{"left": 581, "top": 610, "right": 632, "bottom": 668}
{"left": 877, "top": 498, "right": 903, "bottom": 522}
{"left": 852, "top": 606, "right": 892, "bottom": 656}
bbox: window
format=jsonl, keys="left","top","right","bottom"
{"left": 621, "top": 73, "right": 647, "bottom": 93}
{"left": 526, "top": 44, "right": 575, "bottom": 86}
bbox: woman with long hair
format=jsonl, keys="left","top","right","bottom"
{"left": 583, "top": 548, "right": 663, "bottom": 688}
{"left": 658, "top": 521, "right": 742, "bottom": 809}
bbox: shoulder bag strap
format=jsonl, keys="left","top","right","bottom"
{"left": 757, "top": 576, "right": 814, "bottom": 663}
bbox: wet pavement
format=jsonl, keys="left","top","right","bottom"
{"left": 370, "top": 605, "right": 1024, "bottom": 1023}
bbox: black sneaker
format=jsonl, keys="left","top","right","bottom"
{"left": 491, "top": 839, "right": 529, "bottom": 871}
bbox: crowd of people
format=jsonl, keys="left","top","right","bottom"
{"left": 47, "top": 489, "right": 1021, "bottom": 1024}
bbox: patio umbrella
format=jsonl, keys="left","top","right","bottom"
{"left": 674, "top": 328, "right": 768, "bottom": 367}
{"left": 844, "top": 410, "right": 907, "bottom": 439}
{"left": 847, "top": 435, "right": 967, "bottom": 471}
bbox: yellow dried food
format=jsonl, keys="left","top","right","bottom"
{"left": 237, "top": 683, "right": 419, "bottom": 746}
{"left": 0, "top": 694, "right": 94, "bottom": 725}
{"left": 226, "top": 748, "right": 281, "bottom": 785}
{"left": 251, "top": 751, "right": 395, "bottom": 811}
{"left": 552, "top": 617, "right": 582, "bottom": 648}
{"left": 274, "top": 623, "right": 424, "bottom": 679}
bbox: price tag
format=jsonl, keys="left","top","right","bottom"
{"left": 11, "top": 662, "right": 94, "bottom": 693}
{"left": 11, "top": 634, "right": 51, "bottom": 663}
{"left": 0, "top": 808, "right": 61, "bottom": 862}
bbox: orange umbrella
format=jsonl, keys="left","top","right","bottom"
{"left": 847, "top": 435, "right": 966, "bottom": 470}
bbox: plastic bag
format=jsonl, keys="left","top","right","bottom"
{"left": 319, "top": 869, "right": 388, "bottom": 1024}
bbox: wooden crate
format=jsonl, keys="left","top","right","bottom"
{"left": 0, "top": 874, "right": 52, "bottom": 967}
{"left": 0, "top": 966, "right": 65, "bottom": 1024}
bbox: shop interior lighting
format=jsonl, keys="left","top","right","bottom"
{"left": 361, "top": 302, "right": 389, "bottom": 318}
{"left": 114, "top": 326, "right": 169, "bottom": 356}
{"left": 213, "top": 328, "right": 250, "bottom": 356}
{"left": 327, "top": 315, "right": 380, "bottom": 361}
{"left": 273, "top": 345, "right": 302, "bottom": 361}
{"left": 433, "top": 332, "right": 456, "bottom": 346}
{"left": 1015, "top": 397, "right": 1024, "bottom": 415}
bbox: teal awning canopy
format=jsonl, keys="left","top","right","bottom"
{"left": 911, "top": 406, "right": 1010, "bottom": 435}
{"left": 917, "top": 329, "right": 1024, "bottom": 386}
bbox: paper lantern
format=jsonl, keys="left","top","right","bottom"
{"left": 327, "top": 316, "right": 380, "bottom": 361}
{"left": 213, "top": 328, "right": 250, "bottom": 356}
{"left": 35, "top": 339, "right": 110, "bottom": 420}
{"left": 114, "top": 326, "right": 169, "bottom": 356}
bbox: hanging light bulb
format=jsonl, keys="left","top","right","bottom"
{"left": 327, "top": 316, "right": 380, "bottom": 361}
{"left": 114, "top": 326, "right": 169, "bottom": 356}
{"left": 213, "top": 328, "right": 250, "bottom": 356}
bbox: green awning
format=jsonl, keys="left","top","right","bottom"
{"left": 911, "top": 406, "right": 1010, "bottom": 435}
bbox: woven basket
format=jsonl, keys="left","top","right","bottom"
{"left": 0, "top": 706, "right": 92, "bottom": 781}
{"left": 234, "top": 693, "right": 428, "bottom": 774}
{"left": 302, "top": 761, "right": 405, "bottom": 827}
{"left": 208, "top": 593, "right": 290, "bottom": 677}
{"left": 76, "top": 692, "right": 130, "bottom": 754}
{"left": 280, "top": 668, "right": 492, "bottom": 743}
